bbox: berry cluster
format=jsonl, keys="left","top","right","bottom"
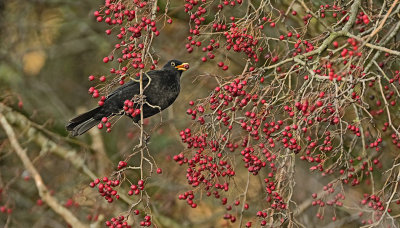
{"left": 223, "top": 25, "right": 259, "bottom": 62}
{"left": 127, "top": 179, "right": 145, "bottom": 196}
{"left": 175, "top": 129, "right": 235, "bottom": 208}
{"left": 89, "top": 177, "right": 120, "bottom": 203}
{"left": 0, "top": 205, "right": 12, "bottom": 215}
{"left": 105, "top": 215, "right": 130, "bottom": 228}
{"left": 123, "top": 99, "right": 141, "bottom": 118}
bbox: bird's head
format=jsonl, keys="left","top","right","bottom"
{"left": 163, "top": 60, "right": 189, "bottom": 73}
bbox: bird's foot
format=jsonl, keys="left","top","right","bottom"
{"left": 133, "top": 94, "right": 147, "bottom": 105}
{"left": 144, "top": 131, "right": 151, "bottom": 144}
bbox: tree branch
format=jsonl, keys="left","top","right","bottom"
{"left": 0, "top": 113, "right": 88, "bottom": 228}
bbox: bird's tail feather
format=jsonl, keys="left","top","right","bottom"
{"left": 69, "top": 118, "right": 101, "bottom": 136}
{"left": 66, "top": 107, "right": 102, "bottom": 136}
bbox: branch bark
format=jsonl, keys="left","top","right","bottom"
{"left": 0, "top": 103, "right": 97, "bottom": 180}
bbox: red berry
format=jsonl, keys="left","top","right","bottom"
{"left": 157, "top": 168, "right": 162, "bottom": 174}
{"left": 138, "top": 180, "right": 144, "bottom": 186}
{"left": 333, "top": 41, "right": 339, "bottom": 48}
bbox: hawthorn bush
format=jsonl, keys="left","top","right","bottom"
{"left": 1, "top": 0, "right": 400, "bottom": 227}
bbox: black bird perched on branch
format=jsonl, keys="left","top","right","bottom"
{"left": 66, "top": 60, "right": 189, "bottom": 136}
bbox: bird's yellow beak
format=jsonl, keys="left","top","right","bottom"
{"left": 175, "top": 63, "right": 189, "bottom": 71}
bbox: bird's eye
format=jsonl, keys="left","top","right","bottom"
{"left": 171, "top": 62, "right": 175, "bottom": 66}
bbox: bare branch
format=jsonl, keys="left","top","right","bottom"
{"left": 0, "top": 114, "right": 88, "bottom": 228}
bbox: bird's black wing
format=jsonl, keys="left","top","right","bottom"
{"left": 105, "top": 74, "right": 152, "bottom": 99}
{"left": 94, "top": 71, "right": 160, "bottom": 118}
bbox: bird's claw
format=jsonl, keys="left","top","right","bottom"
{"left": 133, "top": 94, "right": 147, "bottom": 104}
{"left": 144, "top": 131, "right": 151, "bottom": 143}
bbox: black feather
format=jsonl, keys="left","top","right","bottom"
{"left": 70, "top": 118, "right": 101, "bottom": 136}
{"left": 66, "top": 59, "right": 188, "bottom": 136}
{"left": 66, "top": 106, "right": 101, "bottom": 131}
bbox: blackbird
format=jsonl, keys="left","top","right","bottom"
{"left": 66, "top": 60, "right": 189, "bottom": 136}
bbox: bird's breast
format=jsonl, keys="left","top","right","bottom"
{"left": 144, "top": 78, "right": 180, "bottom": 110}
